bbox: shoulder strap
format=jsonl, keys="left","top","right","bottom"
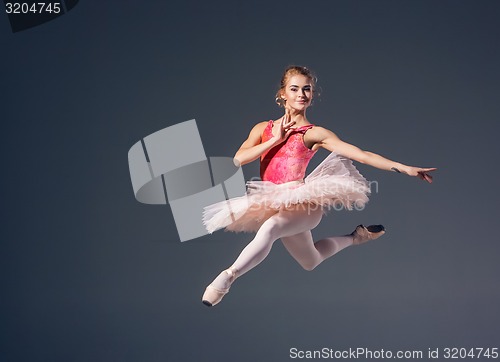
{"left": 294, "top": 124, "right": 314, "bottom": 133}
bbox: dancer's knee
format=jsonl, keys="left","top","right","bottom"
{"left": 293, "top": 256, "right": 320, "bottom": 271}
{"left": 300, "top": 260, "right": 318, "bottom": 272}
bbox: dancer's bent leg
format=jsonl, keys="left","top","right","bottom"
{"left": 281, "top": 232, "right": 353, "bottom": 271}
{"left": 282, "top": 224, "right": 386, "bottom": 271}
{"left": 208, "top": 205, "right": 323, "bottom": 291}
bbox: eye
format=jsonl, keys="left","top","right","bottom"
{"left": 290, "top": 87, "right": 298, "bottom": 92}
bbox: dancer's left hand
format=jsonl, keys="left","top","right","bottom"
{"left": 404, "top": 166, "right": 437, "bottom": 183}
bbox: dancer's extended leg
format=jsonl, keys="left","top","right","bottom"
{"left": 206, "top": 205, "right": 323, "bottom": 291}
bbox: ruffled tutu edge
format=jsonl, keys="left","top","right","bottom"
{"left": 203, "top": 152, "right": 371, "bottom": 234}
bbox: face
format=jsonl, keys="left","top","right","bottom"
{"left": 281, "top": 74, "right": 313, "bottom": 111}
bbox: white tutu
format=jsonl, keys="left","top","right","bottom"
{"left": 203, "top": 152, "right": 370, "bottom": 233}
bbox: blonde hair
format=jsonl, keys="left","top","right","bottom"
{"left": 275, "top": 65, "right": 318, "bottom": 107}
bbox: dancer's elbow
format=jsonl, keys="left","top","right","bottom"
{"left": 233, "top": 156, "right": 242, "bottom": 167}
{"left": 233, "top": 152, "right": 257, "bottom": 167}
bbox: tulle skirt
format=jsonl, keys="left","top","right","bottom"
{"left": 203, "top": 152, "right": 370, "bottom": 233}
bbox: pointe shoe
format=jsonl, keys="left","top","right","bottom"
{"left": 351, "top": 224, "right": 385, "bottom": 245}
{"left": 202, "top": 267, "right": 238, "bottom": 307}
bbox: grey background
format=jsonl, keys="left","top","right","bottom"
{"left": 1, "top": 1, "right": 499, "bottom": 361}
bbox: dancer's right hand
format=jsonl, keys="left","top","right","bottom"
{"left": 271, "top": 109, "right": 296, "bottom": 145}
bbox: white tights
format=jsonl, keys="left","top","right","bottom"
{"left": 210, "top": 204, "right": 354, "bottom": 290}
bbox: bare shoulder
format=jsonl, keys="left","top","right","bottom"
{"left": 253, "top": 120, "right": 270, "bottom": 132}
{"left": 303, "top": 125, "right": 340, "bottom": 151}
{"left": 307, "top": 125, "right": 338, "bottom": 141}
{"left": 238, "top": 120, "right": 270, "bottom": 148}
{"left": 247, "top": 120, "right": 269, "bottom": 137}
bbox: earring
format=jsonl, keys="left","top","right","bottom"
{"left": 275, "top": 97, "right": 286, "bottom": 107}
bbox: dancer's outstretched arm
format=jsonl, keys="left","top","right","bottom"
{"left": 309, "top": 127, "right": 437, "bottom": 183}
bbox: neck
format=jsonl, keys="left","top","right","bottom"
{"left": 287, "top": 108, "right": 309, "bottom": 125}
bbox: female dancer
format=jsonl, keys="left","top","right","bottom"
{"left": 202, "top": 65, "right": 436, "bottom": 307}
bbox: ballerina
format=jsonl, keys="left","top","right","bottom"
{"left": 201, "top": 65, "right": 436, "bottom": 306}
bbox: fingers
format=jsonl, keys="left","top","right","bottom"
{"left": 278, "top": 109, "right": 297, "bottom": 138}
{"left": 283, "top": 108, "right": 290, "bottom": 123}
{"left": 281, "top": 116, "right": 295, "bottom": 130}
{"left": 418, "top": 171, "right": 433, "bottom": 183}
{"left": 411, "top": 166, "right": 436, "bottom": 183}
{"left": 420, "top": 167, "right": 436, "bottom": 183}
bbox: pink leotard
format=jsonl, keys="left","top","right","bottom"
{"left": 260, "top": 120, "right": 317, "bottom": 184}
